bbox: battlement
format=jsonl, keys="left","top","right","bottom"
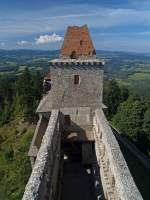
{"left": 49, "top": 58, "right": 105, "bottom": 67}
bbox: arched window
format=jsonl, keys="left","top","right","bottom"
{"left": 70, "top": 51, "right": 77, "bottom": 59}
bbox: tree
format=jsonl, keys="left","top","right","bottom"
{"left": 14, "top": 68, "right": 43, "bottom": 122}
{"left": 143, "top": 108, "right": 150, "bottom": 134}
{"left": 32, "top": 71, "right": 43, "bottom": 102}
{"left": 104, "top": 79, "right": 121, "bottom": 119}
{"left": 112, "top": 95, "right": 150, "bottom": 154}
{"left": 120, "top": 86, "right": 129, "bottom": 102}
{"left": 0, "top": 98, "right": 11, "bottom": 124}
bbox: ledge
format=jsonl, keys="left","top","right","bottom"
{"left": 49, "top": 58, "right": 105, "bottom": 67}
{"left": 94, "top": 109, "right": 143, "bottom": 200}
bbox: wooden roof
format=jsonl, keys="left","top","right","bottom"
{"left": 60, "top": 25, "right": 96, "bottom": 59}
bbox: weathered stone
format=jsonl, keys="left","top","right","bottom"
{"left": 23, "top": 25, "right": 143, "bottom": 200}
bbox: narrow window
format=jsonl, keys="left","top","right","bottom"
{"left": 70, "top": 51, "right": 77, "bottom": 59}
{"left": 64, "top": 115, "right": 71, "bottom": 126}
{"left": 112, "top": 175, "right": 115, "bottom": 188}
{"left": 92, "top": 49, "right": 96, "bottom": 55}
{"left": 80, "top": 40, "right": 83, "bottom": 46}
{"left": 74, "top": 75, "right": 80, "bottom": 85}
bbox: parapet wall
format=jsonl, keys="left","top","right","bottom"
{"left": 93, "top": 109, "right": 143, "bottom": 200}
{"left": 28, "top": 115, "right": 49, "bottom": 164}
{"left": 22, "top": 110, "right": 61, "bottom": 200}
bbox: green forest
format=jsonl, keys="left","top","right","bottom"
{"left": 0, "top": 68, "right": 43, "bottom": 200}
{"left": 104, "top": 79, "right": 150, "bottom": 156}
{"left": 0, "top": 67, "right": 149, "bottom": 200}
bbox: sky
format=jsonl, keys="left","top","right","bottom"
{"left": 1, "top": 0, "right": 150, "bottom": 52}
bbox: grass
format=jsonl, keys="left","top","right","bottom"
{"left": 134, "top": 68, "right": 150, "bottom": 73}
{"left": 115, "top": 71, "right": 150, "bottom": 96}
{"left": 0, "top": 120, "right": 35, "bottom": 200}
{"left": 0, "top": 71, "right": 15, "bottom": 75}
{"left": 18, "top": 66, "right": 27, "bottom": 72}
{"left": 115, "top": 78, "right": 131, "bottom": 87}
{"left": 128, "top": 72, "right": 150, "bottom": 81}
{"left": 32, "top": 57, "right": 49, "bottom": 62}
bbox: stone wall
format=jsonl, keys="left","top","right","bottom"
{"left": 60, "top": 107, "right": 94, "bottom": 141}
{"left": 22, "top": 110, "right": 61, "bottom": 200}
{"left": 28, "top": 115, "right": 49, "bottom": 167}
{"left": 93, "top": 109, "right": 143, "bottom": 200}
{"left": 50, "top": 64, "right": 103, "bottom": 109}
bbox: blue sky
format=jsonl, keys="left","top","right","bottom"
{"left": 1, "top": 0, "right": 150, "bottom": 52}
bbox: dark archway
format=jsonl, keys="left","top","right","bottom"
{"left": 70, "top": 51, "right": 77, "bottom": 59}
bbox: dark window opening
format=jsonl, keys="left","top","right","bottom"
{"left": 80, "top": 40, "right": 83, "bottom": 46}
{"left": 74, "top": 75, "right": 80, "bottom": 85}
{"left": 92, "top": 49, "right": 96, "bottom": 55}
{"left": 70, "top": 51, "right": 77, "bottom": 59}
{"left": 64, "top": 115, "right": 71, "bottom": 126}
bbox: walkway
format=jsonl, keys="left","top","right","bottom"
{"left": 61, "top": 160, "right": 96, "bottom": 200}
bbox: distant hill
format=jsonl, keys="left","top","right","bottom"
{"left": 0, "top": 49, "right": 150, "bottom": 96}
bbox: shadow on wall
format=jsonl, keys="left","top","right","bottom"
{"left": 62, "top": 119, "right": 89, "bottom": 141}
{"left": 60, "top": 140, "right": 105, "bottom": 200}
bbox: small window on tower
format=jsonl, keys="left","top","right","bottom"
{"left": 74, "top": 75, "right": 80, "bottom": 85}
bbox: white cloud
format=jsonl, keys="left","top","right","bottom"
{"left": 0, "top": 42, "right": 5, "bottom": 46}
{"left": 1, "top": 5, "right": 150, "bottom": 37}
{"left": 35, "top": 33, "right": 63, "bottom": 45}
{"left": 17, "top": 40, "right": 30, "bottom": 45}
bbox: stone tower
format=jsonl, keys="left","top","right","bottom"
{"left": 50, "top": 24, "right": 104, "bottom": 109}
{"left": 24, "top": 25, "right": 143, "bottom": 200}
{"left": 36, "top": 25, "right": 105, "bottom": 133}
{"left": 48, "top": 25, "right": 104, "bottom": 141}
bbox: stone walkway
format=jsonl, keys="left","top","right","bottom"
{"left": 61, "top": 161, "right": 97, "bottom": 200}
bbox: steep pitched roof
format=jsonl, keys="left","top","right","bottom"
{"left": 60, "top": 25, "right": 96, "bottom": 59}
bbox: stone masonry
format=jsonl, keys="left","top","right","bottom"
{"left": 22, "top": 25, "right": 143, "bottom": 200}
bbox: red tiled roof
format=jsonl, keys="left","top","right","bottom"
{"left": 61, "top": 25, "right": 96, "bottom": 59}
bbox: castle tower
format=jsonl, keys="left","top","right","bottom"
{"left": 25, "top": 25, "right": 143, "bottom": 200}
{"left": 34, "top": 25, "right": 105, "bottom": 144}
{"left": 50, "top": 25, "right": 104, "bottom": 110}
